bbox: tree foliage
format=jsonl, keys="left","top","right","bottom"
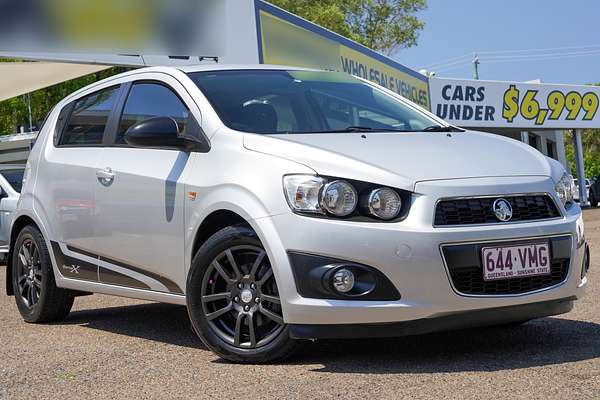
{"left": 269, "top": 0, "right": 426, "bottom": 55}
{"left": 563, "top": 83, "right": 600, "bottom": 179}
{"left": 564, "top": 128, "right": 600, "bottom": 179}
{"left": 0, "top": 65, "right": 128, "bottom": 134}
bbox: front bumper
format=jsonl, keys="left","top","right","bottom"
{"left": 255, "top": 176, "right": 587, "bottom": 325}
{"left": 289, "top": 297, "right": 575, "bottom": 339}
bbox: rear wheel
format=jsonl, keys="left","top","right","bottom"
{"left": 187, "top": 225, "right": 300, "bottom": 363}
{"left": 12, "top": 225, "right": 74, "bottom": 323}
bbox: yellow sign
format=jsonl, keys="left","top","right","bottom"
{"left": 503, "top": 85, "right": 599, "bottom": 125}
{"left": 258, "top": 8, "right": 430, "bottom": 109}
{"left": 430, "top": 77, "right": 600, "bottom": 129}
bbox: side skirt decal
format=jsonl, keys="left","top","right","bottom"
{"left": 51, "top": 241, "right": 183, "bottom": 294}
{"left": 98, "top": 266, "right": 151, "bottom": 290}
{"left": 98, "top": 254, "right": 183, "bottom": 294}
{"left": 51, "top": 242, "right": 98, "bottom": 282}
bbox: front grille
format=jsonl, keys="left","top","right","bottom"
{"left": 448, "top": 259, "right": 568, "bottom": 295}
{"left": 434, "top": 195, "right": 560, "bottom": 226}
{"left": 442, "top": 236, "right": 571, "bottom": 296}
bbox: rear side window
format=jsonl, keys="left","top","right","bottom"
{"left": 60, "top": 86, "right": 119, "bottom": 146}
{"left": 116, "top": 82, "right": 189, "bottom": 144}
{"left": 2, "top": 169, "right": 25, "bottom": 193}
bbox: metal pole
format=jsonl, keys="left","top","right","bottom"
{"left": 472, "top": 54, "right": 480, "bottom": 80}
{"left": 572, "top": 129, "right": 588, "bottom": 205}
{"left": 27, "top": 93, "right": 33, "bottom": 132}
{"left": 520, "top": 131, "right": 529, "bottom": 144}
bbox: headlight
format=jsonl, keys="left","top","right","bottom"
{"left": 283, "top": 175, "right": 358, "bottom": 216}
{"left": 283, "top": 175, "right": 325, "bottom": 214}
{"left": 366, "top": 187, "right": 402, "bottom": 220}
{"left": 320, "top": 180, "right": 357, "bottom": 216}
{"left": 555, "top": 173, "right": 575, "bottom": 207}
{"left": 283, "top": 175, "right": 409, "bottom": 221}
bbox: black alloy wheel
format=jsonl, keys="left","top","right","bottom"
{"left": 15, "top": 237, "right": 42, "bottom": 308}
{"left": 12, "top": 225, "right": 74, "bottom": 323}
{"left": 187, "top": 225, "right": 300, "bottom": 363}
{"left": 201, "top": 245, "right": 284, "bottom": 348}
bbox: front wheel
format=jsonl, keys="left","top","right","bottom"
{"left": 186, "top": 225, "right": 300, "bottom": 363}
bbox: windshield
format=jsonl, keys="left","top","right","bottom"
{"left": 187, "top": 70, "right": 438, "bottom": 134}
{"left": 1, "top": 169, "right": 24, "bottom": 193}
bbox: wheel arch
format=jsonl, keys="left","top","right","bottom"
{"left": 190, "top": 209, "right": 251, "bottom": 261}
{"left": 186, "top": 204, "right": 287, "bottom": 288}
{"left": 184, "top": 180, "right": 286, "bottom": 273}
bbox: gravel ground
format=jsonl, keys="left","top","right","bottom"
{"left": 1, "top": 211, "right": 599, "bottom": 400}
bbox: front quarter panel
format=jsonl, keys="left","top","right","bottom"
{"left": 183, "top": 130, "right": 316, "bottom": 284}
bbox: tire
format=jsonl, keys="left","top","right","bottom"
{"left": 590, "top": 190, "right": 598, "bottom": 207}
{"left": 186, "top": 225, "right": 301, "bottom": 363}
{"left": 12, "top": 225, "right": 74, "bottom": 323}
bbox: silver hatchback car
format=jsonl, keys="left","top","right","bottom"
{"left": 6, "top": 65, "right": 589, "bottom": 363}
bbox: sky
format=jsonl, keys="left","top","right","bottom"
{"left": 394, "top": 0, "right": 600, "bottom": 85}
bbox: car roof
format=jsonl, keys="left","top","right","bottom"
{"left": 57, "top": 64, "right": 328, "bottom": 105}
{"left": 176, "top": 64, "right": 318, "bottom": 73}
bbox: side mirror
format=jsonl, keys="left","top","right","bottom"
{"left": 124, "top": 117, "right": 209, "bottom": 152}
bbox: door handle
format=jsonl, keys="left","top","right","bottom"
{"left": 96, "top": 167, "right": 115, "bottom": 185}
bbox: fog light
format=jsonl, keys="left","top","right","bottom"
{"left": 332, "top": 268, "right": 355, "bottom": 293}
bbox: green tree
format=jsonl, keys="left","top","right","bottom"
{"left": 269, "top": 0, "right": 427, "bottom": 55}
{"left": 564, "top": 128, "right": 600, "bottom": 178}
{"left": 0, "top": 65, "right": 128, "bottom": 134}
{"left": 564, "top": 82, "right": 600, "bottom": 179}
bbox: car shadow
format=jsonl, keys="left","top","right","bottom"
{"left": 64, "top": 301, "right": 600, "bottom": 373}
{"left": 64, "top": 302, "right": 206, "bottom": 350}
{"left": 294, "top": 317, "right": 600, "bottom": 374}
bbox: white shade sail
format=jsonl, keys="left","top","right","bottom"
{"left": 0, "top": 62, "right": 110, "bottom": 102}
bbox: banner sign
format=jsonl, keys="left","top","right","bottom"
{"left": 255, "top": 1, "right": 430, "bottom": 109}
{"left": 429, "top": 77, "right": 600, "bottom": 129}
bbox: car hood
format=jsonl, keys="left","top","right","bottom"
{"left": 243, "top": 130, "right": 552, "bottom": 191}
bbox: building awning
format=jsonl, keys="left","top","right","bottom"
{"left": 0, "top": 62, "right": 110, "bottom": 102}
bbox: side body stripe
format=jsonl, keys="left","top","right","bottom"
{"left": 51, "top": 241, "right": 183, "bottom": 294}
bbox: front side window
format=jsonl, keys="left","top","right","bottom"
{"left": 60, "top": 86, "right": 119, "bottom": 146}
{"left": 187, "top": 70, "right": 437, "bottom": 134}
{"left": 116, "top": 82, "right": 190, "bottom": 144}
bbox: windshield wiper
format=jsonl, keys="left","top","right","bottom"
{"left": 423, "top": 125, "right": 465, "bottom": 132}
{"left": 320, "top": 126, "right": 414, "bottom": 133}
{"left": 269, "top": 126, "right": 422, "bottom": 134}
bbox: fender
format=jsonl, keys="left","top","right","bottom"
{"left": 184, "top": 131, "right": 316, "bottom": 282}
{"left": 183, "top": 200, "right": 297, "bottom": 319}
{"left": 184, "top": 184, "right": 290, "bottom": 277}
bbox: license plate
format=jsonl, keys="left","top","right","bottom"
{"left": 481, "top": 242, "right": 551, "bottom": 281}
